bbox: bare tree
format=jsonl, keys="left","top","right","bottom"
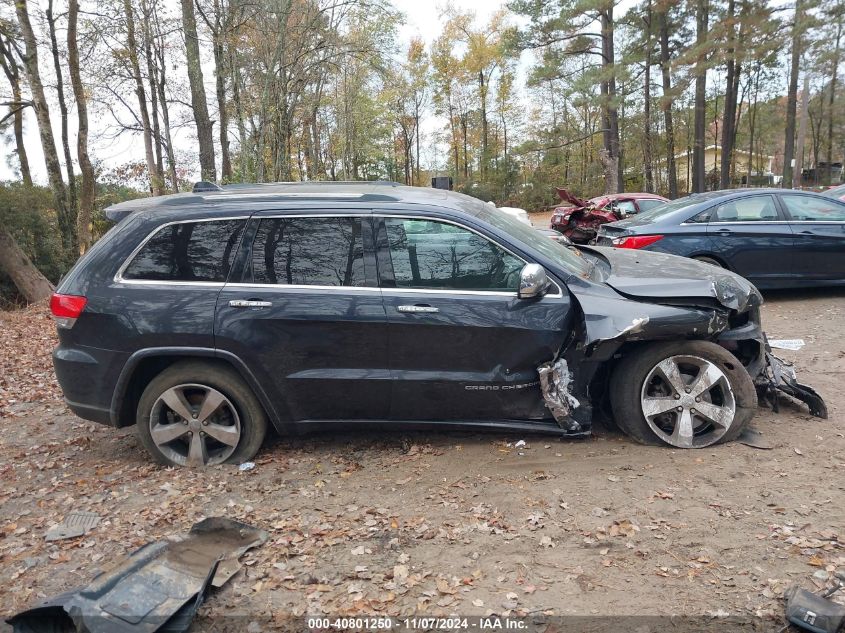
{"left": 67, "top": 0, "right": 94, "bottom": 254}
{"left": 181, "top": 0, "right": 216, "bottom": 181}
{"left": 0, "top": 26, "right": 31, "bottom": 185}
{"left": 46, "top": 0, "right": 77, "bottom": 214}
{"left": 14, "top": 0, "right": 73, "bottom": 247}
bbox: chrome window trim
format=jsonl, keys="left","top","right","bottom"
{"left": 115, "top": 212, "right": 564, "bottom": 299}
{"left": 114, "top": 215, "right": 251, "bottom": 284}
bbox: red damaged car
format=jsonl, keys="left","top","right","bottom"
{"left": 550, "top": 188, "right": 669, "bottom": 244}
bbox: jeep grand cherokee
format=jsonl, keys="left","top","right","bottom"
{"left": 49, "top": 182, "right": 826, "bottom": 467}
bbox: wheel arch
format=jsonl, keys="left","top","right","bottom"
{"left": 691, "top": 252, "right": 731, "bottom": 270}
{"left": 110, "top": 347, "right": 285, "bottom": 431}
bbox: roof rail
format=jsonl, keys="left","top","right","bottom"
{"left": 193, "top": 181, "right": 222, "bottom": 193}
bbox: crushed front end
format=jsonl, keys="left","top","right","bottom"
{"left": 541, "top": 247, "right": 828, "bottom": 432}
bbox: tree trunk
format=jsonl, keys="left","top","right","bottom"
{"left": 140, "top": 0, "right": 166, "bottom": 193}
{"left": 479, "top": 70, "right": 488, "bottom": 178}
{"left": 14, "top": 0, "right": 72, "bottom": 248}
{"left": 747, "top": 64, "right": 761, "bottom": 183}
{"left": 794, "top": 72, "right": 810, "bottom": 188}
{"left": 692, "top": 0, "right": 708, "bottom": 193}
{"left": 46, "top": 0, "right": 78, "bottom": 217}
{"left": 719, "top": 0, "right": 736, "bottom": 189}
{"left": 658, "top": 8, "right": 678, "bottom": 198}
{"left": 211, "top": 6, "right": 232, "bottom": 181}
{"left": 122, "top": 0, "right": 162, "bottom": 196}
{"left": 643, "top": 0, "right": 654, "bottom": 193}
{"left": 0, "top": 227, "right": 54, "bottom": 303}
{"left": 181, "top": 0, "right": 217, "bottom": 182}
{"left": 67, "top": 0, "right": 95, "bottom": 255}
{"left": 0, "top": 33, "right": 32, "bottom": 186}
{"left": 783, "top": 0, "right": 804, "bottom": 189}
{"left": 825, "top": 17, "right": 842, "bottom": 186}
{"left": 601, "top": 8, "right": 621, "bottom": 193}
{"left": 153, "top": 6, "right": 179, "bottom": 192}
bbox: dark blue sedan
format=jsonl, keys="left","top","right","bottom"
{"left": 595, "top": 189, "right": 845, "bottom": 289}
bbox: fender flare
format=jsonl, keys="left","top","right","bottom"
{"left": 109, "top": 347, "right": 284, "bottom": 429}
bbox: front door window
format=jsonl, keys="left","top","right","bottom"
{"left": 382, "top": 218, "right": 523, "bottom": 292}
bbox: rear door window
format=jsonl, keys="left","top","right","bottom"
{"left": 249, "top": 217, "right": 367, "bottom": 287}
{"left": 122, "top": 219, "right": 246, "bottom": 282}
{"left": 710, "top": 195, "right": 779, "bottom": 222}
{"left": 381, "top": 218, "right": 523, "bottom": 291}
{"left": 781, "top": 195, "right": 845, "bottom": 221}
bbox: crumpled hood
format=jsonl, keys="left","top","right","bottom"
{"left": 580, "top": 246, "right": 762, "bottom": 312}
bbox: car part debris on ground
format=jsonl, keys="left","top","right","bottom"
{"left": 784, "top": 571, "right": 845, "bottom": 633}
{"left": 769, "top": 339, "right": 806, "bottom": 351}
{"left": 7, "top": 517, "right": 268, "bottom": 633}
{"left": 45, "top": 511, "right": 101, "bottom": 542}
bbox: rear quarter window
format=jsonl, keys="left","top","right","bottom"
{"left": 121, "top": 219, "right": 246, "bottom": 282}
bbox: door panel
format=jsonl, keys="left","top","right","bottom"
{"left": 376, "top": 216, "right": 571, "bottom": 422}
{"left": 705, "top": 195, "right": 794, "bottom": 283}
{"left": 214, "top": 215, "right": 390, "bottom": 422}
{"left": 780, "top": 194, "right": 845, "bottom": 280}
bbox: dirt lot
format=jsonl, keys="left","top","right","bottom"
{"left": 0, "top": 288, "right": 843, "bottom": 630}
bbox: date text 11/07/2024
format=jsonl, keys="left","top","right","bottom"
{"left": 307, "top": 617, "right": 528, "bottom": 630}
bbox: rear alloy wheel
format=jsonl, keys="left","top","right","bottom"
{"left": 610, "top": 341, "right": 756, "bottom": 448}
{"left": 149, "top": 384, "right": 241, "bottom": 466}
{"left": 137, "top": 362, "right": 267, "bottom": 467}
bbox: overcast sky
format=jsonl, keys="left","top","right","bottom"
{"left": 0, "top": 0, "right": 664, "bottom": 184}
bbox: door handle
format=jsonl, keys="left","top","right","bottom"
{"left": 229, "top": 299, "right": 273, "bottom": 308}
{"left": 397, "top": 304, "right": 439, "bottom": 313}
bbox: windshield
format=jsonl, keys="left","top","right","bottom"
{"left": 458, "top": 199, "right": 592, "bottom": 277}
{"left": 633, "top": 193, "right": 720, "bottom": 222}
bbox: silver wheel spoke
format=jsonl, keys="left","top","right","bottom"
{"left": 150, "top": 422, "right": 188, "bottom": 445}
{"left": 656, "top": 359, "right": 686, "bottom": 393}
{"left": 690, "top": 364, "right": 724, "bottom": 398}
{"left": 160, "top": 387, "right": 194, "bottom": 421}
{"left": 187, "top": 432, "right": 208, "bottom": 466}
{"left": 204, "top": 422, "right": 240, "bottom": 447}
{"left": 694, "top": 401, "right": 733, "bottom": 428}
{"left": 642, "top": 396, "right": 678, "bottom": 418}
{"left": 671, "top": 409, "right": 694, "bottom": 448}
{"left": 196, "top": 389, "right": 227, "bottom": 423}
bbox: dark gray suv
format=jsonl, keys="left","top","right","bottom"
{"left": 50, "top": 182, "right": 825, "bottom": 467}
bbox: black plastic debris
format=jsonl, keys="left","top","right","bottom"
{"left": 7, "top": 517, "right": 267, "bottom": 633}
{"left": 785, "top": 573, "right": 845, "bottom": 633}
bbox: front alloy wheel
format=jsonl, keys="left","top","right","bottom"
{"left": 150, "top": 384, "right": 242, "bottom": 466}
{"left": 610, "top": 341, "right": 756, "bottom": 448}
{"left": 640, "top": 355, "right": 736, "bottom": 448}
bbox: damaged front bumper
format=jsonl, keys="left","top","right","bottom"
{"left": 537, "top": 288, "right": 828, "bottom": 433}
{"left": 759, "top": 346, "right": 828, "bottom": 418}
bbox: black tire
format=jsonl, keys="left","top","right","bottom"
{"left": 693, "top": 255, "right": 724, "bottom": 268}
{"left": 609, "top": 341, "right": 756, "bottom": 448}
{"left": 136, "top": 361, "right": 267, "bottom": 466}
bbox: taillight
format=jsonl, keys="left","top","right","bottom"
{"left": 50, "top": 293, "right": 87, "bottom": 329}
{"left": 612, "top": 234, "right": 664, "bottom": 249}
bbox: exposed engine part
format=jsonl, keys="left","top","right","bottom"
{"left": 758, "top": 351, "right": 828, "bottom": 419}
{"left": 538, "top": 357, "right": 581, "bottom": 431}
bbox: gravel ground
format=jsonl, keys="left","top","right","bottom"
{"left": 0, "top": 287, "right": 843, "bottom": 631}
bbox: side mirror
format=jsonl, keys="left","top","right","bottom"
{"left": 518, "top": 264, "right": 549, "bottom": 299}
